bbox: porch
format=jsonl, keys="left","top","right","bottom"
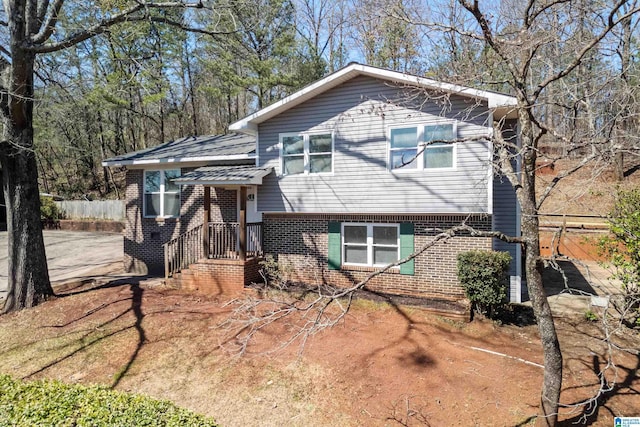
{"left": 163, "top": 220, "right": 264, "bottom": 279}
{"left": 162, "top": 166, "right": 272, "bottom": 294}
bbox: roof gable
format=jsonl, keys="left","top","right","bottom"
{"left": 229, "top": 63, "right": 517, "bottom": 134}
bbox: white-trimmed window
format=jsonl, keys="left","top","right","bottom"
{"left": 389, "top": 122, "right": 456, "bottom": 170}
{"left": 281, "top": 132, "right": 333, "bottom": 175}
{"left": 143, "top": 169, "right": 181, "bottom": 218}
{"left": 342, "top": 223, "right": 399, "bottom": 267}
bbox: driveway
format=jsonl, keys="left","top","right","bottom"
{"left": 0, "top": 230, "right": 123, "bottom": 300}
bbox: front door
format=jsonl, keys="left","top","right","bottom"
{"left": 239, "top": 186, "right": 261, "bottom": 223}
{"left": 237, "top": 186, "right": 261, "bottom": 254}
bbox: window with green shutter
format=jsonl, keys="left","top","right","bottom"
{"left": 327, "top": 222, "right": 415, "bottom": 275}
{"left": 327, "top": 222, "right": 341, "bottom": 270}
{"left": 399, "top": 222, "right": 415, "bottom": 275}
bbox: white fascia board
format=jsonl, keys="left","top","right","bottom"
{"left": 357, "top": 65, "right": 517, "bottom": 108}
{"left": 102, "top": 154, "right": 256, "bottom": 167}
{"left": 229, "top": 65, "right": 358, "bottom": 132}
{"left": 229, "top": 63, "right": 518, "bottom": 132}
{"left": 176, "top": 176, "right": 265, "bottom": 186}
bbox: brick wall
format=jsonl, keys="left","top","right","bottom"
{"left": 263, "top": 213, "right": 492, "bottom": 300}
{"left": 176, "top": 258, "right": 262, "bottom": 296}
{"left": 124, "top": 168, "right": 238, "bottom": 274}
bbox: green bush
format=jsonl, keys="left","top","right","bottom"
{"left": 40, "top": 195, "right": 63, "bottom": 222}
{"left": 598, "top": 188, "right": 640, "bottom": 328}
{"left": 0, "top": 375, "right": 218, "bottom": 427}
{"left": 457, "top": 250, "right": 512, "bottom": 318}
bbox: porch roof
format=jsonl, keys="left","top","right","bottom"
{"left": 172, "top": 165, "right": 273, "bottom": 186}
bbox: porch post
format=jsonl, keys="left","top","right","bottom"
{"left": 239, "top": 186, "right": 247, "bottom": 261}
{"left": 203, "top": 186, "right": 211, "bottom": 259}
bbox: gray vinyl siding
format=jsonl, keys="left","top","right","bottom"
{"left": 256, "top": 75, "right": 493, "bottom": 214}
{"left": 492, "top": 119, "right": 524, "bottom": 302}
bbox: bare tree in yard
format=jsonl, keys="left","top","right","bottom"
{"left": 0, "top": 0, "right": 224, "bottom": 313}
{"left": 403, "top": 2, "right": 640, "bottom": 424}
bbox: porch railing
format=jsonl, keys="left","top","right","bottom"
{"left": 163, "top": 223, "right": 204, "bottom": 279}
{"left": 164, "top": 221, "right": 263, "bottom": 278}
{"left": 207, "top": 222, "right": 263, "bottom": 259}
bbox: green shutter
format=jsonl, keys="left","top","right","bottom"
{"left": 399, "top": 222, "right": 415, "bottom": 275}
{"left": 328, "top": 221, "right": 341, "bottom": 270}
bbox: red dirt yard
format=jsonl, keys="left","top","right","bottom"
{"left": 0, "top": 281, "right": 638, "bottom": 426}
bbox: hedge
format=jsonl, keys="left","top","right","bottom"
{"left": 0, "top": 375, "right": 218, "bottom": 427}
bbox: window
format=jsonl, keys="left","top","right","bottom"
{"left": 389, "top": 122, "right": 456, "bottom": 171}
{"left": 342, "top": 223, "right": 399, "bottom": 267}
{"left": 143, "top": 169, "right": 181, "bottom": 218}
{"left": 281, "top": 133, "right": 333, "bottom": 175}
{"left": 424, "top": 124, "right": 455, "bottom": 169}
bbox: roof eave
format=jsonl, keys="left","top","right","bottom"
{"left": 102, "top": 154, "right": 256, "bottom": 167}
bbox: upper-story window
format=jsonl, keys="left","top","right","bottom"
{"left": 281, "top": 133, "right": 333, "bottom": 175}
{"left": 143, "top": 169, "right": 181, "bottom": 218}
{"left": 390, "top": 122, "right": 456, "bottom": 171}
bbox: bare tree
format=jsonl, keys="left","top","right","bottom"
{"left": 395, "top": 2, "right": 640, "bottom": 425}
{"left": 294, "top": 0, "right": 350, "bottom": 75}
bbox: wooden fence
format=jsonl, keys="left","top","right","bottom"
{"left": 55, "top": 200, "right": 125, "bottom": 220}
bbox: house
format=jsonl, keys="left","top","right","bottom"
{"left": 103, "top": 63, "right": 524, "bottom": 303}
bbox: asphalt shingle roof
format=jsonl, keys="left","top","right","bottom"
{"left": 102, "top": 133, "right": 255, "bottom": 166}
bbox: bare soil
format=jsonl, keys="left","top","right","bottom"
{"left": 537, "top": 159, "right": 640, "bottom": 217}
{"left": 0, "top": 280, "right": 638, "bottom": 426}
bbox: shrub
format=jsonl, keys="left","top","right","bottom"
{"left": 259, "top": 254, "right": 292, "bottom": 289}
{"left": 457, "top": 250, "right": 511, "bottom": 319}
{"left": 598, "top": 188, "right": 640, "bottom": 328}
{"left": 0, "top": 375, "right": 218, "bottom": 426}
{"left": 40, "top": 195, "right": 63, "bottom": 222}
{"left": 584, "top": 310, "right": 599, "bottom": 322}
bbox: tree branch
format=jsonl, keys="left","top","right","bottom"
{"left": 222, "top": 222, "right": 523, "bottom": 355}
{"left": 146, "top": 16, "right": 237, "bottom": 36}
{"left": 492, "top": 120, "right": 523, "bottom": 192}
{"left": 30, "top": 0, "right": 65, "bottom": 45}
{"left": 458, "top": 0, "right": 525, "bottom": 91}
{"left": 532, "top": 1, "right": 640, "bottom": 101}
{"left": 24, "top": 1, "right": 205, "bottom": 53}
{"left": 0, "top": 44, "right": 10, "bottom": 59}
{"left": 36, "top": 0, "right": 51, "bottom": 26}
{"left": 524, "top": 0, "right": 573, "bottom": 29}
{"left": 0, "top": 56, "right": 9, "bottom": 117}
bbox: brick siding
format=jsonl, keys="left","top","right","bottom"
{"left": 124, "top": 168, "right": 237, "bottom": 274}
{"left": 263, "top": 213, "right": 492, "bottom": 300}
{"left": 175, "top": 258, "right": 262, "bottom": 296}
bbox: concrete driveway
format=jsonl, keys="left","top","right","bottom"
{"left": 0, "top": 230, "right": 123, "bottom": 300}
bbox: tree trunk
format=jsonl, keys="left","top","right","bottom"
{"left": 519, "top": 109, "right": 563, "bottom": 426}
{"left": 1, "top": 25, "right": 54, "bottom": 312}
{"left": 614, "top": 151, "right": 625, "bottom": 182}
{"left": 1, "top": 127, "right": 54, "bottom": 313}
{"left": 523, "top": 211, "right": 563, "bottom": 426}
